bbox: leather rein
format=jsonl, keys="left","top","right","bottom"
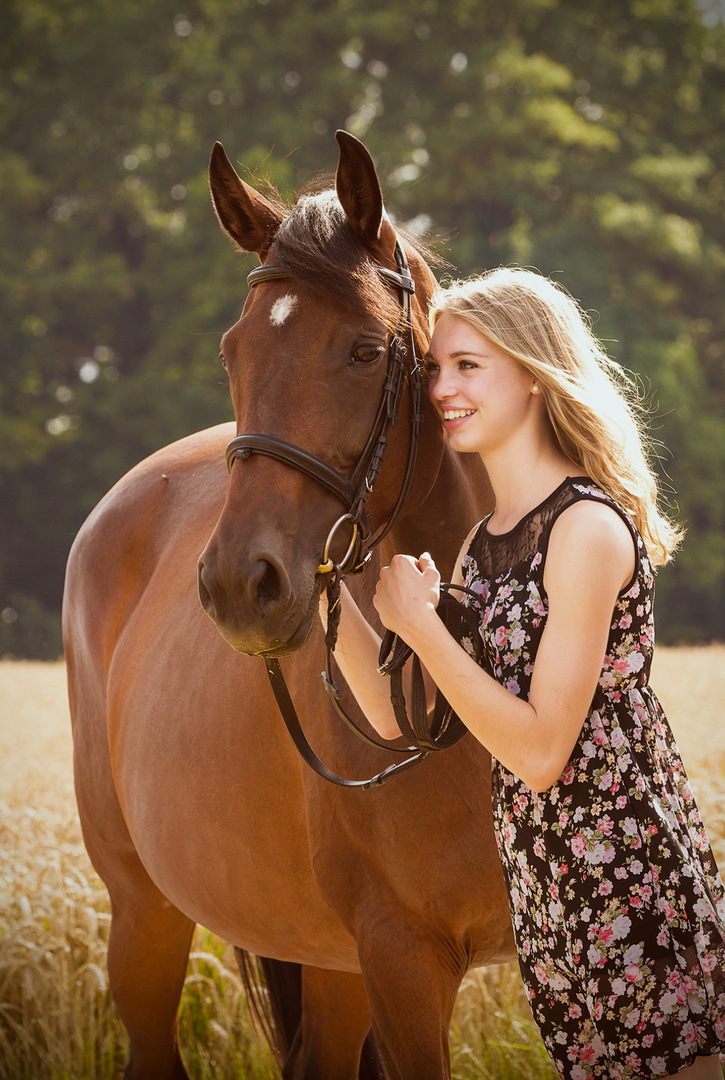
{"left": 226, "top": 239, "right": 471, "bottom": 789}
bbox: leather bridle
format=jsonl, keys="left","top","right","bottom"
{"left": 226, "top": 240, "right": 424, "bottom": 577}
{"left": 225, "top": 238, "right": 469, "bottom": 788}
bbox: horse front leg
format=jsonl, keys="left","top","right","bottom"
{"left": 357, "top": 916, "right": 465, "bottom": 1080}
{"left": 284, "top": 965, "right": 379, "bottom": 1080}
{"left": 104, "top": 853, "right": 196, "bottom": 1080}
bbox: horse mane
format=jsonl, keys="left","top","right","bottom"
{"left": 266, "top": 177, "right": 437, "bottom": 334}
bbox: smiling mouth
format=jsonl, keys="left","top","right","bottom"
{"left": 441, "top": 408, "right": 476, "bottom": 421}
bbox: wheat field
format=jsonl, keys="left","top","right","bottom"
{"left": 1, "top": 648, "right": 724, "bottom": 1079}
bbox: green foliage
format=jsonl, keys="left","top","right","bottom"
{"left": 1, "top": 0, "right": 724, "bottom": 648}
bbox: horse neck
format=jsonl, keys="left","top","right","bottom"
{"left": 383, "top": 445, "right": 493, "bottom": 581}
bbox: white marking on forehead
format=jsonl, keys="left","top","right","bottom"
{"left": 269, "top": 293, "right": 298, "bottom": 326}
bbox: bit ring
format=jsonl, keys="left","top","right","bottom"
{"left": 317, "top": 514, "right": 358, "bottom": 575}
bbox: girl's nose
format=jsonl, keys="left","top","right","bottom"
{"left": 429, "top": 366, "right": 454, "bottom": 403}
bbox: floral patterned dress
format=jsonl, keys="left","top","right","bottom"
{"left": 460, "top": 477, "right": 725, "bottom": 1079}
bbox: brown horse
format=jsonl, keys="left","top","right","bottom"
{"left": 63, "top": 131, "right": 514, "bottom": 1080}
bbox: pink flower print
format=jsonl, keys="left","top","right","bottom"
{"left": 498, "top": 584, "right": 513, "bottom": 601}
{"left": 505, "top": 678, "right": 520, "bottom": 696}
{"left": 611, "top": 914, "right": 632, "bottom": 940}
{"left": 561, "top": 765, "right": 575, "bottom": 786}
{"left": 660, "top": 899, "right": 676, "bottom": 922}
{"left": 648, "top": 1058, "right": 667, "bottom": 1076}
{"left": 659, "top": 991, "right": 678, "bottom": 1015}
{"left": 571, "top": 834, "right": 587, "bottom": 857}
{"left": 627, "top": 650, "right": 645, "bottom": 674}
{"left": 622, "top": 817, "right": 638, "bottom": 836}
{"left": 586, "top": 841, "right": 608, "bottom": 865}
{"left": 694, "top": 897, "right": 713, "bottom": 919}
{"left": 680, "top": 1020, "right": 703, "bottom": 1048}
{"left": 619, "top": 613, "right": 633, "bottom": 629}
{"left": 531, "top": 551, "right": 542, "bottom": 567}
{"left": 598, "top": 880, "right": 613, "bottom": 896}
{"left": 587, "top": 943, "right": 603, "bottom": 965}
{"left": 509, "top": 627, "right": 526, "bottom": 650}
{"left": 494, "top": 625, "right": 508, "bottom": 648}
{"left": 625, "top": 964, "right": 643, "bottom": 983}
{"left": 624, "top": 1007, "right": 641, "bottom": 1027}
{"left": 506, "top": 603, "right": 522, "bottom": 622}
{"left": 623, "top": 944, "right": 643, "bottom": 965}
{"left": 533, "top": 962, "right": 548, "bottom": 985}
{"left": 598, "top": 924, "right": 615, "bottom": 945}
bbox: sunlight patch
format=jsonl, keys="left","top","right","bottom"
{"left": 270, "top": 294, "right": 298, "bottom": 326}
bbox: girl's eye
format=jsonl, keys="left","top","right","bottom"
{"left": 351, "top": 344, "right": 384, "bottom": 365}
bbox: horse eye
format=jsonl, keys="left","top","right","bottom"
{"left": 351, "top": 345, "right": 384, "bottom": 365}
{"left": 217, "top": 351, "right": 228, "bottom": 371}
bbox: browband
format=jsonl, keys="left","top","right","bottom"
{"left": 246, "top": 261, "right": 415, "bottom": 295}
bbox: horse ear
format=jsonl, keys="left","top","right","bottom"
{"left": 209, "top": 142, "right": 284, "bottom": 257}
{"left": 335, "top": 130, "right": 396, "bottom": 254}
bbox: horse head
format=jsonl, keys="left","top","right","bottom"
{"left": 198, "top": 131, "right": 444, "bottom": 656}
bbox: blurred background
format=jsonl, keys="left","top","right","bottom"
{"left": 1, "top": 0, "right": 723, "bottom": 657}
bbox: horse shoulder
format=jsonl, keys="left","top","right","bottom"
{"left": 63, "top": 423, "right": 234, "bottom": 679}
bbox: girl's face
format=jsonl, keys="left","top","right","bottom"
{"left": 426, "top": 315, "right": 541, "bottom": 459}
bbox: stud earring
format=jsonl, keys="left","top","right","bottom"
{"left": 532, "top": 383, "right": 540, "bottom": 394}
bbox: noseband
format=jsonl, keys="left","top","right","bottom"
{"left": 225, "top": 239, "right": 424, "bottom": 576}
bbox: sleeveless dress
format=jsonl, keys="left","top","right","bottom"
{"left": 459, "top": 477, "right": 725, "bottom": 1079}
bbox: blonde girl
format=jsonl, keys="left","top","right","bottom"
{"left": 323, "top": 268, "right": 725, "bottom": 1079}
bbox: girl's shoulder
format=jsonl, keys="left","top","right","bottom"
{"left": 544, "top": 480, "right": 641, "bottom": 597}
{"left": 546, "top": 496, "right": 638, "bottom": 597}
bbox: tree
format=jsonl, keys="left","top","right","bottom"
{"left": 1, "top": 0, "right": 723, "bottom": 655}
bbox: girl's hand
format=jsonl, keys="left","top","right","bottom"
{"left": 373, "top": 551, "right": 440, "bottom": 640}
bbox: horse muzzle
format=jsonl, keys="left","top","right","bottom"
{"left": 197, "top": 546, "right": 320, "bottom": 657}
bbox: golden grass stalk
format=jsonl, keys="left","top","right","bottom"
{"left": 0, "top": 650, "right": 723, "bottom": 1078}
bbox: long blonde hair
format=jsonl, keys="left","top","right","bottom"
{"left": 430, "top": 267, "right": 683, "bottom": 566}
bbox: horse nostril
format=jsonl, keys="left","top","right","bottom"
{"left": 198, "top": 564, "right": 217, "bottom": 619}
{"left": 249, "top": 559, "right": 285, "bottom": 612}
